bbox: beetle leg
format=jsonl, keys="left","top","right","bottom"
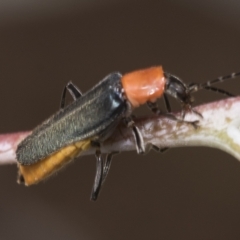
{"left": 60, "top": 81, "right": 82, "bottom": 109}
{"left": 147, "top": 101, "right": 162, "bottom": 115}
{"left": 163, "top": 93, "right": 171, "bottom": 112}
{"left": 133, "top": 125, "right": 145, "bottom": 154}
{"left": 151, "top": 144, "right": 169, "bottom": 153}
{"left": 124, "top": 117, "right": 145, "bottom": 154}
{"left": 147, "top": 100, "right": 178, "bottom": 121}
{"left": 91, "top": 149, "right": 103, "bottom": 201}
{"left": 147, "top": 94, "right": 171, "bottom": 115}
{"left": 147, "top": 100, "right": 199, "bottom": 129}
{"left": 90, "top": 151, "right": 119, "bottom": 201}
{"left": 180, "top": 103, "right": 203, "bottom": 121}
{"left": 147, "top": 100, "right": 179, "bottom": 120}
{"left": 102, "top": 151, "right": 119, "bottom": 184}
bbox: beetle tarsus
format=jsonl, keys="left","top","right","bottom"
{"left": 124, "top": 117, "right": 146, "bottom": 154}
{"left": 163, "top": 93, "right": 171, "bottom": 112}
{"left": 91, "top": 149, "right": 103, "bottom": 201}
{"left": 102, "top": 152, "right": 119, "bottom": 184}
{"left": 159, "top": 111, "right": 199, "bottom": 129}
{"left": 151, "top": 145, "right": 169, "bottom": 153}
{"left": 191, "top": 109, "right": 203, "bottom": 119}
{"left": 60, "top": 81, "right": 82, "bottom": 109}
{"left": 132, "top": 125, "right": 145, "bottom": 154}
{"left": 91, "top": 151, "right": 119, "bottom": 201}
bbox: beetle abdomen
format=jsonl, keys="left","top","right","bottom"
{"left": 18, "top": 140, "right": 91, "bottom": 185}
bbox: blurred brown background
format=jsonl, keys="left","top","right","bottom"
{"left": 1, "top": 0, "right": 240, "bottom": 239}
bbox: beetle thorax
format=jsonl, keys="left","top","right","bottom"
{"left": 121, "top": 66, "right": 166, "bottom": 108}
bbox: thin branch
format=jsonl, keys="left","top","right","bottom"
{"left": 101, "top": 96, "right": 240, "bottom": 160}
{"left": 1, "top": 97, "right": 240, "bottom": 165}
{"left": 0, "top": 132, "right": 30, "bottom": 164}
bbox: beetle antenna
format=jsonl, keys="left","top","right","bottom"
{"left": 189, "top": 71, "right": 240, "bottom": 93}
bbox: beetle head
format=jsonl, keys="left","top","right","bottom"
{"left": 164, "top": 72, "right": 194, "bottom": 106}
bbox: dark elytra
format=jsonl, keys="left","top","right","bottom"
{"left": 16, "top": 72, "right": 130, "bottom": 165}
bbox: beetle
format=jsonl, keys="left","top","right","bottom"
{"left": 16, "top": 66, "right": 239, "bottom": 200}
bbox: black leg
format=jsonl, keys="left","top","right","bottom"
{"left": 163, "top": 93, "right": 171, "bottom": 113}
{"left": 147, "top": 101, "right": 162, "bottom": 115}
{"left": 124, "top": 117, "right": 145, "bottom": 154}
{"left": 147, "top": 101, "right": 199, "bottom": 128}
{"left": 91, "top": 149, "right": 103, "bottom": 201}
{"left": 151, "top": 144, "right": 169, "bottom": 153}
{"left": 60, "top": 81, "right": 82, "bottom": 109}
{"left": 180, "top": 102, "right": 203, "bottom": 122}
{"left": 90, "top": 150, "right": 119, "bottom": 201}
{"left": 132, "top": 125, "right": 145, "bottom": 154}
{"left": 147, "top": 101, "right": 186, "bottom": 122}
{"left": 147, "top": 94, "right": 172, "bottom": 115}
{"left": 147, "top": 99, "right": 180, "bottom": 121}
{"left": 147, "top": 94, "right": 200, "bottom": 127}
{"left": 102, "top": 152, "right": 119, "bottom": 184}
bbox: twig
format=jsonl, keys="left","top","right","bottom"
{"left": 1, "top": 97, "right": 240, "bottom": 165}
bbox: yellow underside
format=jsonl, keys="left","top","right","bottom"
{"left": 18, "top": 140, "right": 91, "bottom": 186}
